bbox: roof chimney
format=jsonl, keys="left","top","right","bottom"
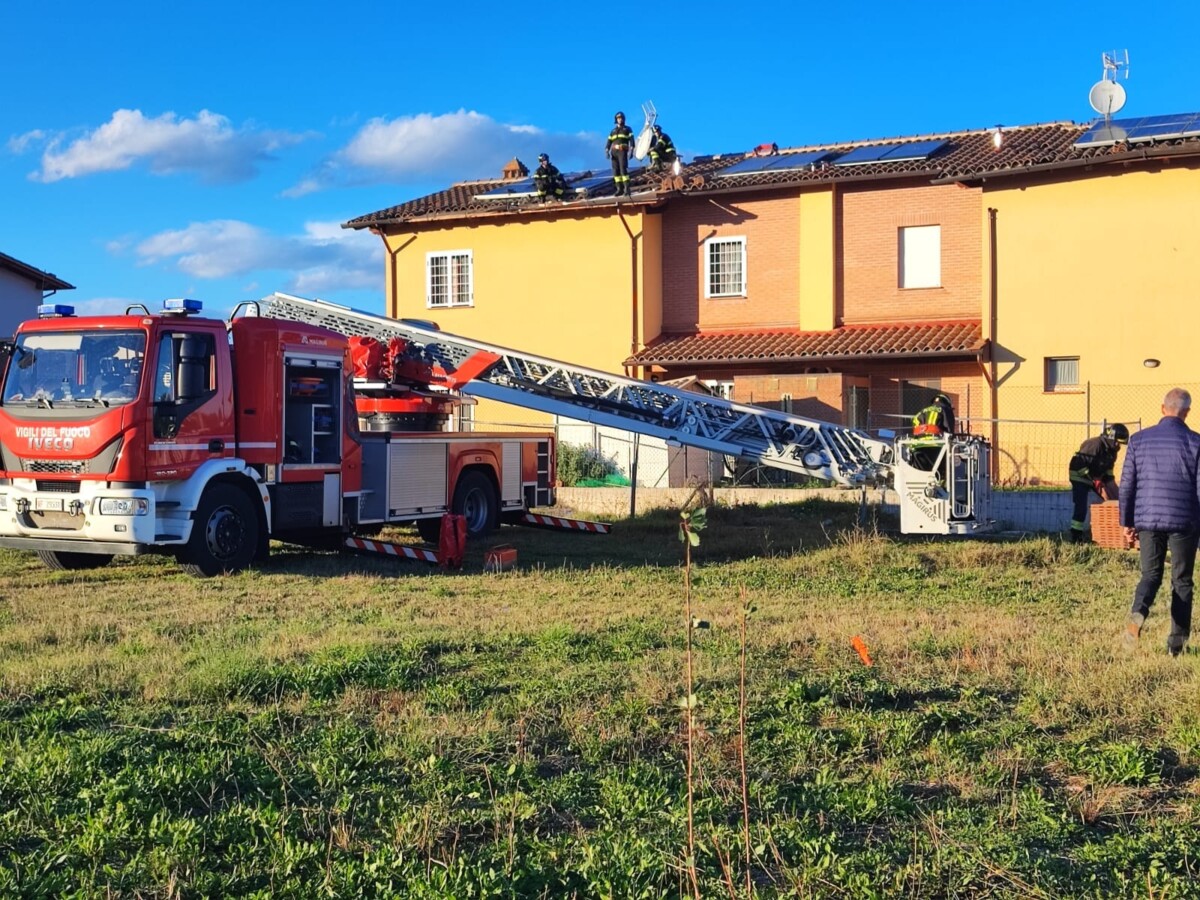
{"left": 502, "top": 158, "right": 529, "bottom": 180}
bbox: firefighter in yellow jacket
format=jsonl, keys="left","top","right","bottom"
{"left": 909, "top": 393, "right": 955, "bottom": 475}
{"left": 606, "top": 111, "right": 635, "bottom": 197}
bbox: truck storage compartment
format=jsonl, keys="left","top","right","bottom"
{"left": 283, "top": 357, "right": 341, "bottom": 465}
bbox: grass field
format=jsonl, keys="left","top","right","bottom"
{"left": 2, "top": 499, "right": 1199, "bottom": 898}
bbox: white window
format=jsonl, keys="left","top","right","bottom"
{"left": 898, "top": 225, "right": 941, "bottom": 289}
{"left": 426, "top": 250, "right": 473, "bottom": 308}
{"left": 1045, "top": 356, "right": 1080, "bottom": 392}
{"left": 704, "top": 236, "right": 746, "bottom": 298}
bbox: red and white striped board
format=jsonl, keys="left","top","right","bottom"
{"left": 344, "top": 536, "right": 440, "bottom": 564}
{"left": 518, "top": 513, "right": 612, "bottom": 534}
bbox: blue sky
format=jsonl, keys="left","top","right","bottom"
{"left": 3, "top": 0, "right": 1197, "bottom": 320}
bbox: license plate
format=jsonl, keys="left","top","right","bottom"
{"left": 34, "top": 497, "right": 63, "bottom": 512}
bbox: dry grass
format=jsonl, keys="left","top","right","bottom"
{"left": 2, "top": 499, "right": 1199, "bottom": 896}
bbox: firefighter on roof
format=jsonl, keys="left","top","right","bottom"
{"left": 606, "top": 111, "right": 634, "bottom": 197}
{"left": 533, "top": 153, "right": 567, "bottom": 202}
{"left": 1068, "top": 423, "right": 1129, "bottom": 542}
{"left": 648, "top": 124, "right": 677, "bottom": 171}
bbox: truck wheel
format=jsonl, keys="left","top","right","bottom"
{"left": 179, "top": 484, "right": 259, "bottom": 577}
{"left": 453, "top": 471, "right": 498, "bottom": 537}
{"left": 36, "top": 550, "right": 113, "bottom": 571}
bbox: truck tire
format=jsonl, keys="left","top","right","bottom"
{"left": 178, "top": 484, "right": 259, "bottom": 577}
{"left": 36, "top": 550, "right": 113, "bottom": 571}
{"left": 453, "top": 470, "right": 498, "bottom": 537}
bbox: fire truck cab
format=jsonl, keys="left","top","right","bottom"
{"left": 0, "top": 301, "right": 554, "bottom": 575}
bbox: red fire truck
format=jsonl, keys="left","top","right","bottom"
{"left": 0, "top": 300, "right": 555, "bottom": 575}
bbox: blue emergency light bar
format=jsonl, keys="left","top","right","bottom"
{"left": 37, "top": 304, "right": 76, "bottom": 318}
{"left": 162, "top": 298, "right": 203, "bottom": 314}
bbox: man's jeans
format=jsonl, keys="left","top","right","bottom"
{"left": 1132, "top": 528, "right": 1198, "bottom": 641}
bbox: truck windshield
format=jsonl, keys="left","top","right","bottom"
{"left": 2, "top": 330, "right": 147, "bottom": 409}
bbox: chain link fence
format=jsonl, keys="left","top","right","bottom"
{"left": 524, "top": 383, "right": 1184, "bottom": 532}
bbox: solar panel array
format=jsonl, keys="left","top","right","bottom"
{"left": 716, "top": 150, "right": 835, "bottom": 177}
{"left": 475, "top": 178, "right": 539, "bottom": 199}
{"left": 478, "top": 137, "right": 955, "bottom": 199}
{"left": 476, "top": 165, "right": 650, "bottom": 201}
{"left": 715, "top": 140, "right": 948, "bottom": 176}
{"left": 833, "top": 140, "right": 949, "bottom": 166}
{"left": 1074, "top": 112, "right": 1200, "bottom": 148}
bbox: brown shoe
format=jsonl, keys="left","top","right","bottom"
{"left": 1122, "top": 613, "right": 1145, "bottom": 653}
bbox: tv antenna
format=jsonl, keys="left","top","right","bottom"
{"left": 634, "top": 100, "right": 657, "bottom": 161}
{"left": 1089, "top": 50, "right": 1129, "bottom": 124}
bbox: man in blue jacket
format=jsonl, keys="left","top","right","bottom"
{"left": 1120, "top": 387, "right": 1200, "bottom": 655}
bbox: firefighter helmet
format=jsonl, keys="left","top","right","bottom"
{"left": 614, "top": 111, "right": 625, "bottom": 121}
{"left": 538, "top": 153, "right": 549, "bottom": 162}
{"left": 1105, "top": 423, "right": 1130, "bottom": 444}
{"left": 934, "top": 393, "right": 951, "bottom": 406}
{"left": 652, "top": 124, "right": 662, "bottom": 134}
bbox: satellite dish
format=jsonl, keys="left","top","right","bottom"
{"left": 1089, "top": 80, "right": 1126, "bottom": 116}
{"left": 634, "top": 100, "right": 658, "bottom": 161}
{"left": 634, "top": 126, "right": 654, "bottom": 161}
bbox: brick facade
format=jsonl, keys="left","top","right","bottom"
{"left": 660, "top": 193, "right": 801, "bottom": 332}
{"left": 732, "top": 373, "right": 846, "bottom": 424}
{"left": 839, "top": 182, "right": 983, "bottom": 324}
{"left": 729, "top": 362, "right": 988, "bottom": 432}
{"left": 653, "top": 182, "right": 987, "bottom": 428}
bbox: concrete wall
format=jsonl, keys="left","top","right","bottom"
{"left": 554, "top": 485, "right": 1077, "bottom": 534}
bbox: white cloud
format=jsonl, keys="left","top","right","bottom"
{"left": 7, "top": 129, "right": 45, "bottom": 153}
{"left": 26, "top": 109, "right": 310, "bottom": 183}
{"left": 287, "top": 109, "right": 601, "bottom": 195}
{"left": 132, "top": 219, "right": 382, "bottom": 295}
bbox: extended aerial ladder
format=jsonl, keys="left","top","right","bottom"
{"left": 260, "top": 293, "right": 893, "bottom": 488}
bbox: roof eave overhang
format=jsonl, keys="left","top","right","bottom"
{"left": 932, "top": 142, "right": 1200, "bottom": 186}
{"left": 0, "top": 257, "right": 74, "bottom": 291}
{"left": 345, "top": 195, "right": 665, "bottom": 231}
{"left": 344, "top": 164, "right": 962, "bottom": 230}
{"left": 627, "top": 346, "right": 987, "bottom": 368}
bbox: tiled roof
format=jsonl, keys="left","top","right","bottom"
{"left": 345, "top": 119, "right": 1200, "bottom": 229}
{"left": 0, "top": 252, "right": 74, "bottom": 291}
{"left": 624, "top": 320, "right": 984, "bottom": 368}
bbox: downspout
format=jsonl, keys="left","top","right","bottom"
{"left": 371, "top": 227, "right": 400, "bottom": 317}
{"left": 618, "top": 210, "right": 640, "bottom": 378}
{"left": 986, "top": 207, "right": 999, "bottom": 481}
{"left": 618, "top": 209, "right": 640, "bottom": 520}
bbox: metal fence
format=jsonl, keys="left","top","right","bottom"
{"left": 488, "top": 383, "right": 1188, "bottom": 532}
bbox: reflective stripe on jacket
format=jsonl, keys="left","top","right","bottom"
{"left": 606, "top": 125, "right": 634, "bottom": 152}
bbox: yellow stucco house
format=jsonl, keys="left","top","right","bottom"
{"left": 344, "top": 111, "right": 1200, "bottom": 484}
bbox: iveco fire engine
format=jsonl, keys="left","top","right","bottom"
{"left": 0, "top": 300, "right": 554, "bottom": 575}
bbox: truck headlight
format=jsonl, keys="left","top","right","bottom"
{"left": 0, "top": 495, "right": 7, "bottom": 511}
{"left": 98, "top": 497, "right": 149, "bottom": 516}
